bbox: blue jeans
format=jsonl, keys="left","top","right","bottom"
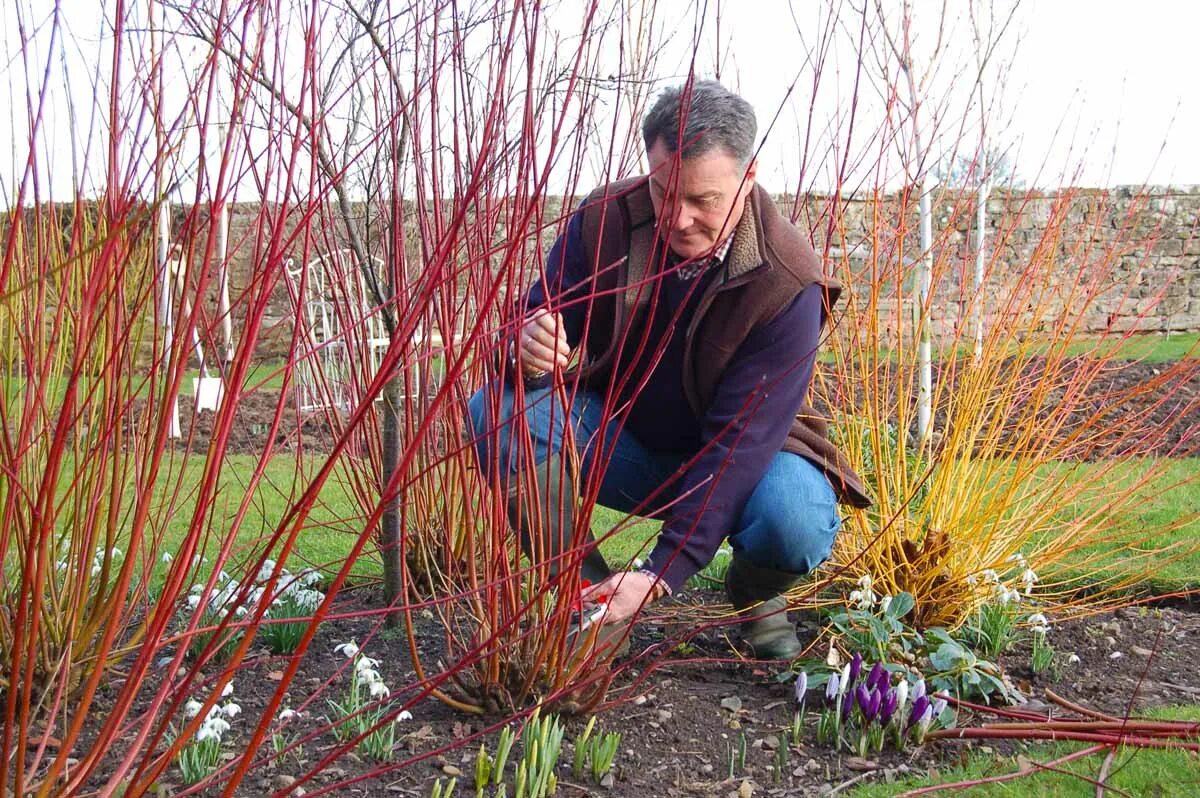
{"left": 466, "top": 381, "right": 841, "bottom": 575}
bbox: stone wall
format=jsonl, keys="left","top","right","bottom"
{"left": 196, "top": 186, "right": 1200, "bottom": 359}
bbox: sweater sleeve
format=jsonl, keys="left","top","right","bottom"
{"left": 497, "top": 211, "right": 591, "bottom": 386}
{"left": 645, "top": 283, "right": 825, "bottom": 592}
{"left": 521, "top": 211, "right": 589, "bottom": 346}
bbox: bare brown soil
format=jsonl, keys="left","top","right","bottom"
{"left": 90, "top": 590, "right": 1200, "bottom": 797}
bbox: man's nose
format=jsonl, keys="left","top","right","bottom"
{"left": 670, "top": 201, "right": 693, "bottom": 231}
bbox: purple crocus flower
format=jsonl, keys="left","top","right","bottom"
{"left": 911, "top": 678, "right": 926, "bottom": 703}
{"left": 879, "top": 688, "right": 899, "bottom": 725}
{"left": 795, "top": 671, "right": 809, "bottom": 707}
{"left": 931, "top": 692, "right": 948, "bottom": 719}
{"left": 865, "top": 689, "right": 882, "bottom": 723}
{"left": 843, "top": 685, "right": 859, "bottom": 720}
{"left": 847, "top": 652, "right": 863, "bottom": 688}
{"left": 866, "top": 662, "right": 887, "bottom": 692}
{"left": 825, "top": 672, "right": 841, "bottom": 703}
{"left": 906, "top": 695, "right": 931, "bottom": 731}
{"left": 855, "top": 684, "right": 872, "bottom": 714}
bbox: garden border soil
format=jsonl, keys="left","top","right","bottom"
{"left": 81, "top": 589, "right": 1200, "bottom": 797}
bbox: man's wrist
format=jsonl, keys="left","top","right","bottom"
{"left": 638, "top": 568, "right": 672, "bottom": 600}
{"left": 509, "top": 341, "right": 547, "bottom": 379}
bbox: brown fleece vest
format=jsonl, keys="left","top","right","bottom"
{"left": 568, "top": 177, "right": 870, "bottom": 508}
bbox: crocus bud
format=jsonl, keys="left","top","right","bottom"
{"left": 879, "top": 688, "right": 898, "bottom": 725}
{"left": 855, "top": 684, "right": 871, "bottom": 715}
{"left": 865, "top": 689, "right": 882, "bottom": 723}
{"left": 931, "top": 693, "right": 948, "bottom": 720}
{"left": 848, "top": 653, "right": 863, "bottom": 688}
{"left": 825, "top": 673, "right": 841, "bottom": 703}
{"left": 866, "top": 662, "right": 886, "bottom": 692}
{"left": 894, "top": 680, "right": 909, "bottom": 715}
{"left": 839, "top": 664, "right": 851, "bottom": 695}
{"left": 843, "top": 686, "right": 857, "bottom": 720}
{"left": 906, "top": 695, "right": 930, "bottom": 731}
{"left": 795, "top": 671, "right": 809, "bottom": 707}
{"left": 911, "top": 678, "right": 926, "bottom": 703}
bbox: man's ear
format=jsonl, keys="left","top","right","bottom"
{"left": 742, "top": 158, "right": 758, "bottom": 195}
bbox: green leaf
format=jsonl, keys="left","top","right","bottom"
{"left": 886, "top": 592, "right": 914, "bottom": 619}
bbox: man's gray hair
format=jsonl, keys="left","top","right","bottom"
{"left": 642, "top": 80, "right": 757, "bottom": 166}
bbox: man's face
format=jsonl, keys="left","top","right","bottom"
{"left": 646, "top": 138, "right": 757, "bottom": 260}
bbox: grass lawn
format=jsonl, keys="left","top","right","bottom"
{"left": 47, "top": 451, "right": 1196, "bottom": 598}
{"left": 850, "top": 705, "right": 1200, "bottom": 797}
{"left": 834, "top": 331, "right": 1199, "bottom": 366}
{"left": 1036, "top": 458, "right": 1200, "bottom": 593}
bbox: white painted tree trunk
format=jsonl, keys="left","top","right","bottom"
{"left": 974, "top": 158, "right": 988, "bottom": 362}
{"left": 916, "top": 176, "right": 933, "bottom": 445}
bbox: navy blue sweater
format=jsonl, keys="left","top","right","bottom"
{"left": 522, "top": 211, "right": 823, "bottom": 591}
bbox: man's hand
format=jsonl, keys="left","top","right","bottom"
{"left": 580, "top": 570, "right": 666, "bottom": 624}
{"left": 517, "top": 309, "right": 570, "bottom": 377}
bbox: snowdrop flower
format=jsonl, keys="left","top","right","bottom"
{"left": 221, "top": 681, "right": 235, "bottom": 698}
{"left": 355, "top": 655, "right": 381, "bottom": 673}
{"left": 1021, "top": 568, "right": 1038, "bottom": 595}
{"left": 1067, "top": 653, "right": 1081, "bottom": 664}
{"left": 1006, "top": 552, "right": 1026, "bottom": 566}
{"left": 848, "top": 573, "right": 878, "bottom": 609}
{"left": 205, "top": 716, "right": 231, "bottom": 737}
{"left": 218, "top": 570, "right": 230, "bottom": 583}
{"left": 1028, "top": 613, "right": 1049, "bottom": 634}
{"left": 396, "top": 710, "right": 413, "bottom": 722}
{"left": 980, "top": 569, "right": 1000, "bottom": 584}
{"left": 234, "top": 606, "right": 248, "bottom": 618}
{"left": 335, "top": 641, "right": 359, "bottom": 659}
{"left": 222, "top": 703, "right": 241, "bottom": 719}
{"left": 965, "top": 573, "right": 978, "bottom": 587}
{"left": 196, "top": 724, "right": 221, "bottom": 743}
{"left": 878, "top": 595, "right": 893, "bottom": 614}
{"left": 184, "top": 699, "right": 203, "bottom": 719}
{"left": 369, "top": 681, "right": 390, "bottom": 699}
{"left": 359, "top": 668, "right": 383, "bottom": 687}
{"left": 56, "top": 561, "right": 68, "bottom": 572}
{"left": 1007, "top": 588, "right": 1023, "bottom": 604}
{"left": 300, "top": 569, "right": 322, "bottom": 587}
{"left": 186, "top": 594, "right": 201, "bottom": 610}
{"left": 109, "top": 547, "right": 123, "bottom": 561}
{"left": 162, "top": 552, "right": 173, "bottom": 564}
{"left": 91, "top": 563, "right": 103, "bottom": 577}
{"left": 279, "top": 709, "right": 298, "bottom": 723}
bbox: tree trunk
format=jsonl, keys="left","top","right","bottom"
{"left": 379, "top": 369, "right": 404, "bottom": 626}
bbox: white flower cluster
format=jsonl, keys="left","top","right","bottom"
{"left": 184, "top": 681, "right": 240, "bottom": 743}
{"left": 966, "top": 553, "right": 1039, "bottom": 605}
{"left": 55, "top": 546, "right": 125, "bottom": 578}
{"left": 848, "top": 573, "right": 894, "bottom": 613}
{"left": 335, "top": 641, "right": 397, "bottom": 701}
{"left": 1027, "top": 612, "right": 1050, "bottom": 635}
{"left": 184, "top": 562, "right": 324, "bottom": 619}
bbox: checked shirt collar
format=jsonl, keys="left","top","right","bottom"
{"left": 671, "top": 233, "right": 735, "bottom": 280}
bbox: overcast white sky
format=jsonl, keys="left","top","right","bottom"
{"left": 2, "top": 0, "right": 1197, "bottom": 203}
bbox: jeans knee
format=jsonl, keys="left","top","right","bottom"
{"left": 732, "top": 455, "right": 842, "bottom": 575}
{"left": 465, "top": 382, "right": 518, "bottom": 477}
{"left": 745, "top": 505, "right": 840, "bottom": 574}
